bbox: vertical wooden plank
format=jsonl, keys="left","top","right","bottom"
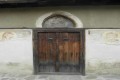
{"left": 81, "top": 30, "right": 85, "bottom": 75}
{"left": 33, "top": 30, "right": 39, "bottom": 74}
{"left": 38, "top": 33, "right": 44, "bottom": 72}
{"left": 49, "top": 32, "right": 57, "bottom": 72}
{"left": 68, "top": 33, "right": 73, "bottom": 64}
{"left": 63, "top": 33, "right": 69, "bottom": 72}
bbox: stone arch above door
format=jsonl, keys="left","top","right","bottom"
{"left": 36, "top": 11, "right": 83, "bottom": 28}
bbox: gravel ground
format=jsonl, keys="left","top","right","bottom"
{"left": 0, "top": 74, "right": 120, "bottom": 80}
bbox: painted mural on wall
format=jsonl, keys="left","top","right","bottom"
{"left": 86, "top": 29, "right": 120, "bottom": 75}
{"left": 0, "top": 29, "right": 33, "bottom": 74}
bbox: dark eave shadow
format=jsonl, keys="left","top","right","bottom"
{"left": 0, "top": 0, "right": 120, "bottom": 8}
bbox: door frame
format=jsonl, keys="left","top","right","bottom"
{"left": 33, "top": 28, "right": 85, "bottom": 75}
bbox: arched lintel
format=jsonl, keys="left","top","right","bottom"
{"left": 36, "top": 11, "right": 83, "bottom": 28}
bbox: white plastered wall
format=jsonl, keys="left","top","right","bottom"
{"left": 86, "top": 29, "right": 120, "bottom": 75}
{"left": 0, "top": 29, "right": 33, "bottom": 74}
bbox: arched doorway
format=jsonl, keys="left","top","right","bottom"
{"left": 33, "top": 11, "right": 85, "bottom": 75}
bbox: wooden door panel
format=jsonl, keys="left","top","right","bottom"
{"left": 58, "top": 33, "right": 80, "bottom": 72}
{"left": 38, "top": 33, "right": 57, "bottom": 72}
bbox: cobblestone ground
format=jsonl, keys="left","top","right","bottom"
{"left": 0, "top": 74, "right": 120, "bottom": 80}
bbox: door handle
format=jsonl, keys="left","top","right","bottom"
{"left": 48, "top": 38, "right": 53, "bottom": 41}
{"left": 48, "top": 38, "right": 53, "bottom": 40}
{"left": 63, "top": 38, "right": 69, "bottom": 41}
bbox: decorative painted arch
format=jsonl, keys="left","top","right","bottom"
{"left": 36, "top": 11, "right": 83, "bottom": 28}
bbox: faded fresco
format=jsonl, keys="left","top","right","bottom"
{"left": 86, "top": 29, "right": 120, "bottom": 75}
{"left": 43, "top": 15, "right": 75, "bottom": 28}
{"left": 0, "top": 29, "right": 33, "bottom": 74}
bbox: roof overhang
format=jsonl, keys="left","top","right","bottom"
{"left": 0, "top": 0, "right": 120, "bottom": 8}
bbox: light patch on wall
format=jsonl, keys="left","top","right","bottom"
{"left": 103, "top": 31, "right": 120, "bottom": 45}
{"left": 86, "top": 29, "right": 120, "bottom": 75}
{"left": 0, "top": 29, "right": 33, "bottom": 74}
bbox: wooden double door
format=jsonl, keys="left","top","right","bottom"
{"left": 33, "top": 29, "right": 85, "bottom": 75}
